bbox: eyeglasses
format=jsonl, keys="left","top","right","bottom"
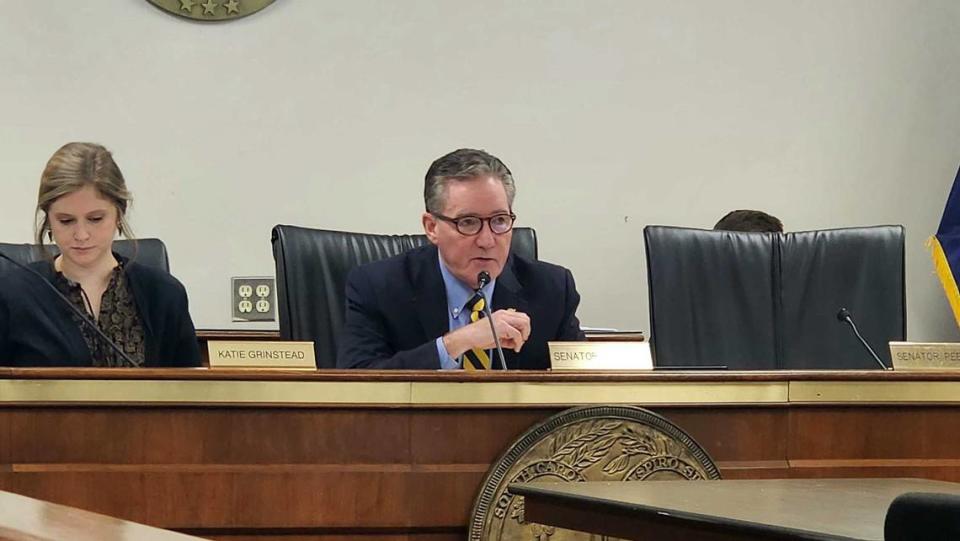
{"left": 432, "top": 212, "right": 516, "bottom": 236}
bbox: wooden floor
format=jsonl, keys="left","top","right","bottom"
{"left": 1, "top": 369, "right": 959, "bottom": 540}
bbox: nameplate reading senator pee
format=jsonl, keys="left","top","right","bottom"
{"left": 548, "top": 341, "right": 653, "bottom": 370}
{"left": 889, "top": 341, "right": 960, "bottom": 371}
{"left": 208, "top": 341, "right": 316, "bottom": 370}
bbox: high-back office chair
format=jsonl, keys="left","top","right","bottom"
{"left": 0, "top": 238, "right": 170, "bottom": 274}
{"left": 644, "top": 225, "right": 905, "bottom": 370}
{"left": 644, "top": 227, "right": 780, "bottom": 370}
{"left": 885, "top": 492, "right": 960, "bottom": 540}
{"left": 779, "top": 226, "right": 905, "bottom": 369}
{"left": 271, "top": 224, "right": 538, "bottom": 367}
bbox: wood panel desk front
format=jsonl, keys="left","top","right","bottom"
{"left": 2, "top": 369, "right": 960, "bottom": 540}
{"left": 512, "top": 478, "right": 960, "bottom": 540}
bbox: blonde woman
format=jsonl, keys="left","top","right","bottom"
{"left": 0, "top": 142, "right": 200, "bottom": 367}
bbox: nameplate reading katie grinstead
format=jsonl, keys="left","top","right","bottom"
{"left": 889, "top": 341, "right": 960, "bottom": 371}
{"left": 547, "top": 341, "right": 653, "bottom": 370}
{"left": 208, "top": 341, "right": 316, "bottom": 370}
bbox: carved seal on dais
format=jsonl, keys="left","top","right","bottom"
{"left": 147, "top": 0, "right": 275, "bottom": 21}
{"left": 469, "top": 406, "right": 720, "bottom": 540}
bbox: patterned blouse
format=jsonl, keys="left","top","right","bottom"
{"left": 53, "top": 263, "right": 146, "bottom": 367}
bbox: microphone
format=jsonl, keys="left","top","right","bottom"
{"left": 476, "top": 270, "right": 508, "bottom": 370}
{"left": 0, "top": 251, "right": 138, "bottom": 367}
{"left": 836, "top": 307, "right": 888, "bottom": 370}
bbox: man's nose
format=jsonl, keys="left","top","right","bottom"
{"left": 475, "top": 223, "right": 496, "bottom": 247}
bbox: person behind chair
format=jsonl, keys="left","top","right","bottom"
{"left": 0, "top": 142, "right": 201, "bottom": 367}
{"left": 337, "top": 148, "right": 585, "bottom": 370}
{"left": 713, "top": 209, "right": 783, "bottom": 233}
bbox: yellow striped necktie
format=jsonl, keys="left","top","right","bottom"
{"left": 462, "top": 293, "right": 491, "bottom": 370}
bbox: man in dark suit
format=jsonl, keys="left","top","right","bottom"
{"left": 336, "top": 148, "right": 585, "bottom": 370}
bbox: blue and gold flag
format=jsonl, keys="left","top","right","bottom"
{"left": 930, "top": 165, "right": 960, "bottom": 328}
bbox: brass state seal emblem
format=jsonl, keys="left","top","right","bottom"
{"left": 147, "top": 0, "right": 275, "bottom": 21}
{"left": 468, "top": 406, "right": 720, "bottom": 540}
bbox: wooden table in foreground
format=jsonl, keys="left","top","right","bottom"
{"left": 512, "top": 478, "right": 960, "bottom": 540}
{"left": 0, "top": 488, "right": 203, "bottom": 541}
{"left": 2, "top": 369, "right": 960, "bottom": 540}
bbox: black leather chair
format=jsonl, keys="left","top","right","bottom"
{"left": 885, "top": 492, "right": 960, "bottom": 540}
{"left": 271, "top": 224, "right": 538, "bottom": 367}
{"left": 780, "top": 226, "right": 905, "bottom": 369}
{"left": 644, "top": 225, "right": 905, "bottom": 370}
{"left": 644, "top": 226, "right": 780, "bottom": 370}
{"left": 0, "top": 238, "right": 170, "bottom": 274}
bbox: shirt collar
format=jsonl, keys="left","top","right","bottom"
{"left": 438, "top": 252, "right": 496, "bottom": 318}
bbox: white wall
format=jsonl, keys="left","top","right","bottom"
{"left": 1, "top": 0, "right": 959, "bottom": 340}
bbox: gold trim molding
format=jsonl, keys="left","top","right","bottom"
{"left": 2, "top": 376, "right": 959, "bottom": 406}
{"left": 789, "top": 381, "right": 960, "bottom": 403}
{"left": 411, "top": 381, "right": 786, "bottom": 405}
{"left": 0, "top": 379, "right": 409, "bottom": 405}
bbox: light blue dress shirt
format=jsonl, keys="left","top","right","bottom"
{"left": 435, "top": 254, "right": 496, "bottom": 370}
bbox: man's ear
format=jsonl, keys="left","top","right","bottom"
{"left": 422, "top": 212, "right": 440, "bottom": 245}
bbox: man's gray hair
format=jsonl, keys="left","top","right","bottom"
{"left": 424, "top": 148, "right": 516, "bottom": 214}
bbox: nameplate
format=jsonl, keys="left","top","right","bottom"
{"left": 889, "top": 342, "right": 960, "bottom": 371}
{"left": 548, "top": 341, "right": 653, "bottom": 370}
{"left": 207, "top": 341, "right": 316, "bottom": 370}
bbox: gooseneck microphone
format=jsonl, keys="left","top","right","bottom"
{"left": 836, "top": 307, "right": 889, "bottom": 370}
{"left": 476, "top": 270, "right": 508, "bottom": 370}
{"left": 0, "top": 252, "right": 138, "bottom": 367}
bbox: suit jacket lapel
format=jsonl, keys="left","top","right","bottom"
{"left": 492, "top": 255, "right": 526, "bottom": 312}
{"left": 491, "top": 256, "right": 527, "bottom": 368}
{"left": 408, "top": 245, "right": 449, "bottom": 344}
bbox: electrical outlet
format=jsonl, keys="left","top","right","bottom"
{"left": 232, "top": 277, "right": 276, "bottom": 322}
